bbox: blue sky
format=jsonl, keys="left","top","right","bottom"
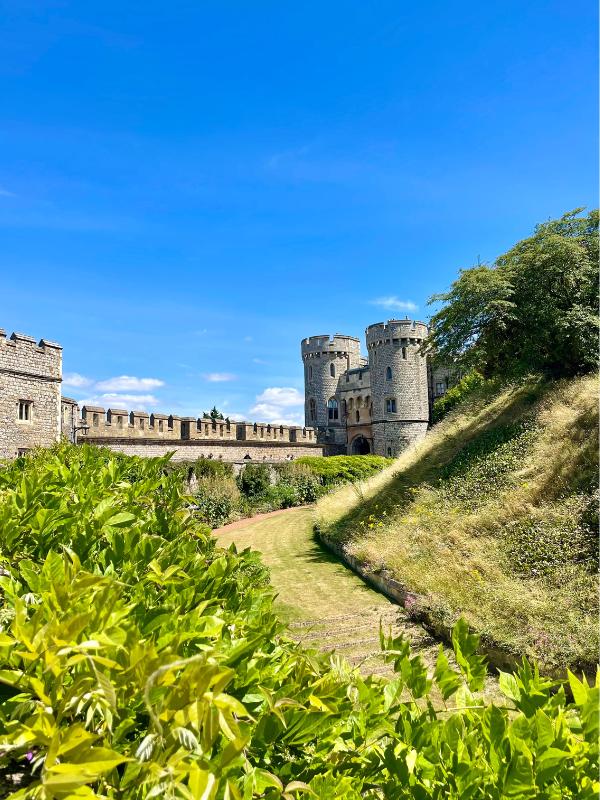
{"left": 1, "top": 1, "right": 597, "bottom": 425}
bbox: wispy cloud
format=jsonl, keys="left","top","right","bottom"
{"left": 369, "top": 296, "right": 418, "bottom": 313}
{"left": 63, "top": 372, "right": 93, "bottom": 388}
{"left": 252, "top": 357, "right": 268, "bottom": 365}
{"left": 0, "top": 187, "right": 15, "bottom": 198}
{"left": 95, "top": 375, "right": 165, "bottom": 391}
{"left": 203, "top": 372, "right": 237, "bottom": 383}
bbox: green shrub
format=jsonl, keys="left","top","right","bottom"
{"left": 432, "top": 369, "right": 489, "bottom": 422}
{"left": 0, "top": 443, "right": 596, "bottom": 797}
{"left": 297, "top": 455, "right": 392, "bottom": 486}
{"left": 237, "top": 463, "right": 271, "bottom": 497}
{"left": 192, "top": 457, "right": 234, "bottom": 479}
{"left": 194, "top": 474, "right": 241, "bottom": 527}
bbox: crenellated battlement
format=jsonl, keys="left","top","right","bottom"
{"left": 0, "top": 329, "right": 62, "bottom": 381}
{"left": 80, "top": 406, "right": 316, "bottom": 445}
{"left": 301, "top": 334, "right": 361, "bottom": 359}
{"left": 366, "top": 319, "right": 429, "bottom": 348}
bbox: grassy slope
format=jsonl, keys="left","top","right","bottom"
{"left": 316, "top": 374, "right": 598, "bottom": 673}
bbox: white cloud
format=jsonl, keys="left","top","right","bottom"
{"left": 249, "top": 387, "right": 304, "bottom": 425}
{"left": 203, "top": 372, "right": 237, "bottom": 382}
{"left": 95, "top": 375, "right": 165, "bottom": 391}
{"left": 369, "top": 296, "right": 418, "bottom": 313}
{"left": 252, "top": 357, "right": 268, "bottom": 365}
{"left": 0, "top": 187, "right": 15, "bottom": 197}
{"left": 78, "top": 393, "right": 160, "bottom": 410}
{"left": 253, "top": 387, "right": 303, "bottom": 407}
{"left": 63, "top": 372, "right": 93, "bottom": 388}
{"left": 243, "top": 335, "right": 253, "bottom": 342}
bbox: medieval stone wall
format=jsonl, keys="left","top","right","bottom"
{"left": 0, "top": 330, "right": 62, "bottom": 459}
{"left": 90, "top": 439, "right": 322, "bottom": 462}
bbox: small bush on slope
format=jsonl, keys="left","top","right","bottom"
{"left": 316, "top": 375, "right": 598, "bottom": 672}
{"left": 0, "top": 443, "right": 597, "bottom": 797}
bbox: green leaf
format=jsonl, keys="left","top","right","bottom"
{"left": 499, "top": 671, "right": 521, "bottom": 703}
{"left": 451, "top": 618, "right": 487, "bottom": 692}
{"left": 434, "top": 647, "right": 463, "bottom": 700}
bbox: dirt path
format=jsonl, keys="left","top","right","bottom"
{"left": 214, "top": 506, "right": 443, "bottom": 678}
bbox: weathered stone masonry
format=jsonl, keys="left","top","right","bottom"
{"left": 0, "top": 327, "right": 322, "bottom": 462}
{"left": 302, "top": 319, "right": 452, "bottom": 457}
{"left": 0, "top": 330, "right": 62, "bottom": 459}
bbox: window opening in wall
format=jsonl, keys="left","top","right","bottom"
{"left": 158, "top": 420, "right": 163, "bottom": 432}
{"left": 330, "top": 362, "right": 335, "bottom": 377}
{"left": 386, "top": 397, "right": 397, "bottom": 413}
{"left": 140, "top": 418, "right": 145, "bottom": 429}
{"left": 309, "top": 398, "right": 316, "bottom": 421}
{"left": 327, "top": 397, "right": 339, "bottom": 420}
{"left": 436, "top": 382, "right": 445, "bottom": 395}
{"left": 387, "top": 447, "right": 392, "bottom": 457}
{"left": 356, "top": 410, "right": 360, "bottom": 423}
{"left": 309, "top": 366, "right": 313, "bottom": 380}
{"left": 348, "top": 398, "right": 353, "bottom": 410}
{"left": 386, "top": 366, "right": 392, "bottom": 380}
{"left": 17, "top": 400, "right": 32, "bottom": 421}
{"left": 117, "top": 416, "right": 123, "bottom": 428}
{"left": 402, "top": 347, "right": 407, "bottom": 360}
{"left": 93, "top": 413, "right": 99, "bottom": 427}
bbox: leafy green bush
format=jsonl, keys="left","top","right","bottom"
{"left": 432, "top": 369, "right": 489, "bottom": 422}
{"left": 0, "top": 444, "right": 597, "bottom": 797}
{"left": 237, "top": 463, "right": 272, "bottom": 497}
{"left": 193, "top": 457, "right": 234, "bottom": 479}
{"left": 296, "top": 455, "right": 392, "bottom": 486}
{"left": 194, "top": 474, "right": 241, "bottom": 528}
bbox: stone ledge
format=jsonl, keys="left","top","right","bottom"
{"left": 81, "top": 436, "right": 322, "bottom": 449}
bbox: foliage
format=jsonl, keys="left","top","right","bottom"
{"left": 203, "top": 406, "right": 225, "bottom": 421}
{"left": 237, "top": 463, "right": 272, "bottom": 497}
{"left": 296, "top": 455, "right": 392, "bottom": 487}
{"left": 193, "top": 458, "right": 235, "bottom": 480}
{"left": 428, "top": 208, "right": 599, "bottom": 378}
{"left": 432, "top": 370, "right": 489, "bottom": 422}
{"left": 194, "top": 475, "right": 241, "bottom": 528}
{"left": 317, "top": 375, "right": 599, "bottom": 672}
{"left": 0, "top": 443, "right": 598, "bottom": 797}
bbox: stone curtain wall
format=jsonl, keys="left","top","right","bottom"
{"left": 90, "top": 439, "right": 323, "bottom": 462}
{"left": 0, "top": 330, "right": 62, "bottom": 459}
{"left": 366, "top": 320, "right": 430, "bottom": 457}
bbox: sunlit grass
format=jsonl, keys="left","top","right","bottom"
{"left": 316, "top": 374, "right": 598, "bottom": 673}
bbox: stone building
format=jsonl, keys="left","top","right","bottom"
{"left": 0, "top": 327, "right": 322, "bottom": 463}
{"left": 302, "top": 319, "right": 451, "bottom": 457}
{"left": 0, "top": 329, "right": 63, "bottom": 459}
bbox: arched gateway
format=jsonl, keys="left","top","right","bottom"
{"left": 351, "top": 435, "right": 371, "bottom": 455}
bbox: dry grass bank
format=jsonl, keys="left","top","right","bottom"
{"left": 316, "top": 374, "right": 598, "bottom": 672}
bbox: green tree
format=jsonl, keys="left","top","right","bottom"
{"left": 427, "top": 208, "right": 599, "bottom": 377}
{"left": 203, "top": 405, "right": 225, "bottom": 420}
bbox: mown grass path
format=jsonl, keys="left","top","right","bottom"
{"left": 214, "top": 506, "right": 443, "bottom": 678}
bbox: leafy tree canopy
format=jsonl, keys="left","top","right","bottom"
{"left": 427, "top": 208, "right": 599, "bottom": 378}
{"left": 203, "top": 406, "right": 225, "bottom": 420}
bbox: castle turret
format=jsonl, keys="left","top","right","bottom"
{"left": 366, "top": 319, "right": 429, "bottom": 457}
{"left": 301, "top": 334, "right": 361, "bottom": 448}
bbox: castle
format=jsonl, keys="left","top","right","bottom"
{"left": 0, "top": 321, "right": 450, "bottom": 462}
{"left": 302, "top": 319, "right": 451, "bottom": 457}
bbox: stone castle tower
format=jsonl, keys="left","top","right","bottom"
{"left": 302, "top": 319, "right": 438, "bottom": 457}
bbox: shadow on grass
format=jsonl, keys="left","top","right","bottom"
{"left": 323, "top": 378, "right": 549, "bottom": 540}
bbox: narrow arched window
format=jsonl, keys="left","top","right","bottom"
{"left": 402, "top": 347, "right": 407, "bottom": 360}
{"left": 386, "top": 366, "right": 392, "bottom": 380}
{"left": 356, "top": 410, "right": 360, "bottom": 423}
{"left": 309, "top": 398, "right": 316, "bottom": 421}
{"left": 327, "top": 397, "right": 339, "bottom": 421}
{"left": 309, "top": 366, "right": 313, "bottom": 380}
{"left": 330, "top": 363, "right": 335, "bottom": 377}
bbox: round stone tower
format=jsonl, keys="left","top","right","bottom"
{"left": 301, "top": 334, "right": 361, "bottom": 447}
{"left": 366, "top": 319, "right": 429, "bottom": 457}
